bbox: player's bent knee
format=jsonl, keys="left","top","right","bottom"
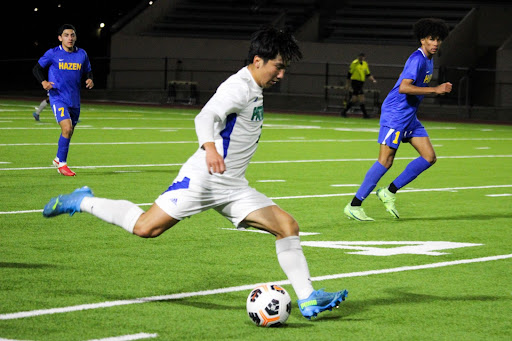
{"left": 132, "top": 216, "right": 165, "bottom": 238}
{"left": 276, "top": 216, "right": 299, "bottom": 238}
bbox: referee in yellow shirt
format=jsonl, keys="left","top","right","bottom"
{"left": 342, "top": 52, "right": 377, "bottom": 118}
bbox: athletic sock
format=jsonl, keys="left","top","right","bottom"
{"left": 388, "top": 182, "right": 398, "bottom": 194}
{"left": 355, "top": 161, "right": 388, "bottom": 201}
{"left": 360, "top": 104, "right": 367, "bottom": 116}
{"left": 80, "top": 197, "right": 144, "bottom": 234}
{"left": 393, "top": 156, "right": 432, "bottom": 190}
{"left": 36, "top": 99, "right": 48, "bottom": 114}
{"left": 350, "top": 197, "right": 362, "bottom": 206}
{"left": 275, "top": 236, "right": 314, "bottom": 300}
{"left": 56, "top": 134, "right": 70, "bottom": 164}
{"left": 343, "top": 101, "right": 353, "bottom": 115}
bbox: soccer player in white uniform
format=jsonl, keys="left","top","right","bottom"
{"left": 42, "top": 26, "right": 348, "bottom": 319}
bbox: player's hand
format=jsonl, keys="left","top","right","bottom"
{"left": 203, "top": 142, "right": 225, "bottom": 174}
{"left": 85, "top": 79, "right": 94, "bottom": 89}
{"left": 436, "top": 82, "right": 452, "bottom": 95}
{"left": 42, "top": 81, "right": 54, "bottom": 91}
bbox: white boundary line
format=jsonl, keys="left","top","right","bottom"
{"left": 1, "top": 137, "right": 512, "bottom": 147}
{"left": 0, "top": 333, "right": 158, "bottom": 341}
{"left": 1, "top": 155, "right": 512, "bottom": 172}
{"left": 1, "top": 254, "right": 510, "bottom": 321}
{"left": 1, "top": 184, "right": 511, "bottom": 215}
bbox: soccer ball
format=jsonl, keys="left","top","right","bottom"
{"left": 246, "top": 284, "right": 292, "bottom": 327}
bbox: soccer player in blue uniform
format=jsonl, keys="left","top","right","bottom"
{"left": 344, "top": 18, "right": 452, "bottom": 221}
{"left": 33, "top": 24, "right": 94, "bottom": 176}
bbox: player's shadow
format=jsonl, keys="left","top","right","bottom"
{"left": 0, "top": 262, "right": 56, "bottom": 269}
{"left": 165, "top": 299, "right": 318, "bottom": 328}
{"left": 402, "top": 212, "right": 512, "bottom": 221}
{"left": 340, "top": 287, "right": 509, "bottom": 319}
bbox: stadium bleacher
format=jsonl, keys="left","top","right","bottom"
{"left": 322, "top": 1, "right": 474, "bottom": 44}
{"left": 147, "top": 0, "right": 316, "bottom": 39}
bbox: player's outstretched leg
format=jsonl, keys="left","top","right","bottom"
{"left": 298, "top": 289, "right": 348, "bottom": 319}
{"left": 376, "top": 187, "right": 399, "bottom": 218}
{"left": 343, "top": 203, "right": 374, "bottom": 221}
{"left": 43, "top": 186, "right": 94, "bottom": 217}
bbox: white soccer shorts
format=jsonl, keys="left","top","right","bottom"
{"left": 155, "top": 180, "right": 275, "bottom": 227}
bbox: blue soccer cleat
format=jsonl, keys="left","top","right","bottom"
{"left": 298, "top": 289, "right": 348, "bottom": 319}
{"left": 32, "top": 112, "right": 40, "bottom": 121}
{"left": 43, "top": 186, "right": 94, "bottom": 218}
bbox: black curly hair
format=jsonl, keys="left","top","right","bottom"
{"left": 58, "top": 24, "right": 77, "bottom": 36}
{"left": 413, "top": 18, "right": 449, "bottom": 42}
{"left": 247, "top": 25, "right": 302, "bottom": 64}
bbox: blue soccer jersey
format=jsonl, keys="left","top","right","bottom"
{"left": 37, "top": 45, "right": 92, "bottom": 108}
{"left": 380, "top": 48, "right": 433, "bottom": 129}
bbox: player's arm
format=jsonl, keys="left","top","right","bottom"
{"left": 85, "top": 71, "right": 94, "bottom": 89}
{"left": 32, "top": 63, "right": 54, "bottom": 91}
{"left": 194, "top": 108, "right": 225, "bottom": 174}
{"left": 399, "top": 78, "right": 452, "bottom": 95}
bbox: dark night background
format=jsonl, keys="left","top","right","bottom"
{"left": 3, "top": 0, "right": 145, "bottom": 59}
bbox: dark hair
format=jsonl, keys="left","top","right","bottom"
{"left": 58, "top": 24, "right": 77, "bottom": 36}
{"left": 247, "top": 26, "right": 302, "bottom": 64}
{"left": 358, "top": 52, "right": 365, "bottom": 57}
{"left": 413, "top": 18, "right": 449, "bottom": 42}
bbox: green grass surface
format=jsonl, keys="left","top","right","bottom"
{"left": 0, "top": 99, "right": 511, "bottom": 340}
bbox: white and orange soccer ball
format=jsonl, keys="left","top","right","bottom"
{"left": 246, "top": 284, "right": 292, "bottom": 327}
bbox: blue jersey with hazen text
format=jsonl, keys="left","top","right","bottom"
{"left": 380, "top": 48, "right": 433, "bottom": 130}
{"left": 37, "top": 45, "right": 92, "bottom": 108}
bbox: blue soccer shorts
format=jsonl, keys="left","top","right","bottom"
{"left": 378, "top": 119, "right": 429, "bottom": 149}
{"left": 51, "top": 100, "right": 80, "bottom": 126}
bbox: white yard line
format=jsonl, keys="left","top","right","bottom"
{"left": 0, "top": 253, "right": 510, "bottom": 321}
{"left": 1, "top": 184, "right": 511, "bottom": 215}
{"left": 1, "top": 155, "right": 512, "bottom": 171}
{"left": 1, "top": 137, "right": 512, "bottom": 146}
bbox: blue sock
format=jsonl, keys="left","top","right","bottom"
{"left": 355, "top": 161, "right": 388, "bottom": 201}
{"left": 393, "top": 156, "right": 432, "bottom": 189}
{"left": 56, "top": 134, "right": 70, "bottom": 163}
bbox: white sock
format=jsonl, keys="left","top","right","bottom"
{"left": 36, "top": 99, "right": 48, "bottom": 114}
{"left": 80, "top": 197, "right": 144, "bottom": 234}
{"left": 276, "top": 236, "right": 314, "bottom": 300}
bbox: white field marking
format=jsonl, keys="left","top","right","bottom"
{"left": 256, "top": 179, "right": 286, "bottom": 182}
{"left": 475, "top": 147, "right": 490, "bottom": 150}
{"left": 300, "top": 241, "right": 483, "bottom": 256}
{"left": 0, "top": 333, "right": 159, "bottom": 341}
{"left": 432, "top": 144, "right": 443, "bottom": 147}
{"left": 0, "top": 120, "right": 13, "bottom": 123}
{"left": 1, "top": 137, "right": 512, "bottom": 146}
{"left": 0, "top": 117, "right": 190, "bottom": 121}
{"left": 221, "top": 227, "right": 320, "bottom": 236}
{"left": 2, "top": 184, "right": 511, "bottom": 215}
{"left": 1, "top": 254, "right": 511, "bottom": 321}
{"left": 7, "top": 154, "right": 511, "bottom": 171}
{"left": 264, "top": 124, "right": 322, "bottom": 129}
{"left": 87, "top": 333, "right": 158, "bottom": 341}
{"left": 486, "top": 193, "right": 512, "bottom": 197}
{"left": 0, "top": 162, "right": 10, "bottom": 164}
{"left": 334, "top": 128, "right": 379, "bottom": 132}
{"left": 113, "top": 171, "right": 141, "bottom": 173}
{"left": 0, "top": 125, "right": 197, "bottom": 129}
{"left": 330, "top": 184, "right": 360, "bottom": 187}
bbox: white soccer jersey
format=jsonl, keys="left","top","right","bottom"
{"left": 178, "top": 66, "right": 264, "bottom": 189}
